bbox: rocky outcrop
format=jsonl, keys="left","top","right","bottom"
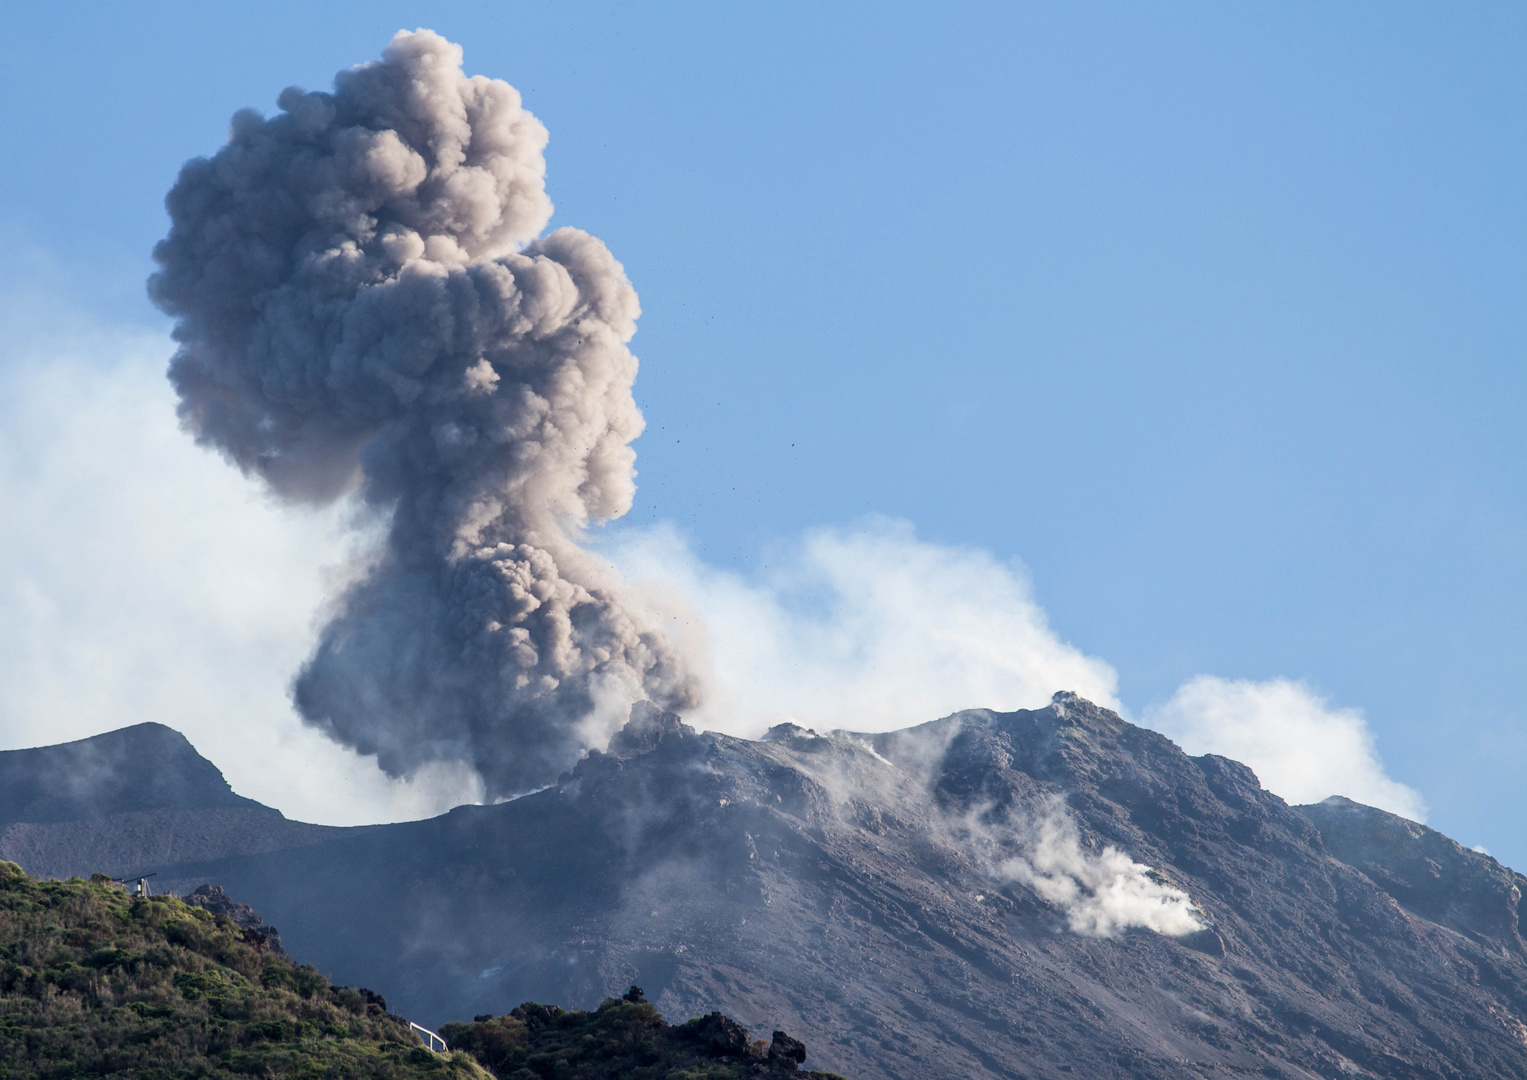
{"left": 182, "top": 883, "right": 288, "bottom": 957}
{"left": 444, "top": 993, "right": 843, "bottom": 1078}
{"left": 769, "top": 1030, "right": 809, "bottom": 1065}
{"left": 678, "top": 1011, "right": 754, "bottom": 1057}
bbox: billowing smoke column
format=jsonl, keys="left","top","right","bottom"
{"left": 150, "top": 29, "right": 698, "bottom": 796}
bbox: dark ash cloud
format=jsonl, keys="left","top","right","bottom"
{"left": 149, "top": 29, "right": 698, "bottom": 796}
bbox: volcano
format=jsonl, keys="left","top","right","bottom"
{"left": 4, "top": 695, "right": 1525, "bottom": 1079}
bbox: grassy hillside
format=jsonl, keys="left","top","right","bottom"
{"left": 0, "top": 861, "right": 487, "bottom": 1079}
{"left": 0, "top": 863, "right": 847, "bottom": 1079}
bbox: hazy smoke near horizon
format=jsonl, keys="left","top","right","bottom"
{"left": 149, "top": 29, "right": 697, "bottom": 796}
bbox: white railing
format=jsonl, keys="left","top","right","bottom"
{"left": 409, "top": 1021, "right": 447, "bottom": 1053}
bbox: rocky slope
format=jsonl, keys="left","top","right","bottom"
{"left": 1298, "top": 794, "right": 1527, "bottom": 947}
{"left": 6, "top": 697, "right": 1526, "bottom": 1079}
{"left": 0, "top": 723, "right": 265, "bottom": 824}
{"left": 0, "top": 725, "right": 342, "bottom": 880}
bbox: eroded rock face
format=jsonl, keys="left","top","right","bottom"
{"left": 8, "top": 697, "right": 1527, "bottom": 1079}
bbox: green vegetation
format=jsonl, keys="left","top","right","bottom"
{"left": 441, "top": 996, "right": 847, "bottom": 1080}
{"left": 0, "top": 862, "right": 488, "bottom": 1079}
{"left": 0, "top": 862, "right": 847, "bottom": 1080}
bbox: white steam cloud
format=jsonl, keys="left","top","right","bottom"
{"left": 608, "top": 526, "right": 1422, "bottom": 817}
{"left": 1144, "top": 676, "right": 1426, "bottom": 821}
{"left": 0, "top": 317, "right": 1422, "bottom": 826}
{"left": 0, "top": 312, "right": 480, "bottom": 824}
{"left": 605, "top": 521, "right": 1120, "bottom": 737}
{"left": 777, "top": 727, "right": 1202, "bottom": 939}
{"left": 0, "top": 311, "right": 1423, "bottom": 828}
{"left": 968, "top": 800, "right": 1203, "bottom": 937}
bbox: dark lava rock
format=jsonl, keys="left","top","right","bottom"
{"left": 8, "top": 697, "right": 1527, "bottom": 1079}
{"left": 0, "top": 805, "right": 344, "bottom": 882}
{"left": 608, "top": 701, "right": 694, "bottom": 758}
{"left": 679, "top": 1010, "right": 753, "bottom": 1057}
{"left": 444, "top": 995, "right": 844, "bottom": 1078}
{"left": 1177, "top": 927, "right": 1226, "bottom": 957}
{"left": 770, "top": 1029, "right": 809, "bottom": 1065}
{"left": 509, "top": 1002, "right": 565, "bottom": 1032}
{"left": 182, "top": 883, "right": 288, "bottom": 957}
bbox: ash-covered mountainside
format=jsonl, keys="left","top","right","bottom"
{"left": 0, "top": 725, "right": 343, "bottom": 880}
{"left": 0, "top": 723, "right": 264, "bottom": 824}
{"left": 1299, "top": 794, "right": 1527, "bottom": 947}
{"left": 8, "top": 697, "right": 1527, "bottom": 1079}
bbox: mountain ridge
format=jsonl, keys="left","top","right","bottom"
{"left": 3, "top": 697, "right": 1524, "bottom": 1079}
{"left": 0, "top": 723, "right": 272, "bottom": 825}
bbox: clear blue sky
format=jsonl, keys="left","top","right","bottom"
{"left": 2, "top": 4, "right": 1523, "bottom": 861}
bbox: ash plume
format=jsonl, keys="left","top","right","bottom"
{"left": 149, "top": 29, "right": 697, "bottom": 796}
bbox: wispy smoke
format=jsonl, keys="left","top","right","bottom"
{"left": 610, "top": 525, "right": 1423, "bottom": 822}
{"left": 771, "top": 723, "right": 1203, "bottom": 939}
{"left": 962, "top": 799, "right": 1204, "bottom": 937}
{"left": 149, "top": 30, "right": 696, "bottom": 796}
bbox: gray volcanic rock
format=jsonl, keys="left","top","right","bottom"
{"left": 0, "top": 725, "right": 343, "bottom": 879}
{"left": 1297, "top": 795, "right": 1527, "bottom": 947}
{"left": 6, "top": 697, "right": 1527, "bottom": 1079}
{"left": 0, "top": 807, "right": 345, "bottom": 881}
{"left": 90, "top": 694, "right": 1527, "bottom": 1080}
{"left": 0, "top": 723, "right": 267, "bottom": 824}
